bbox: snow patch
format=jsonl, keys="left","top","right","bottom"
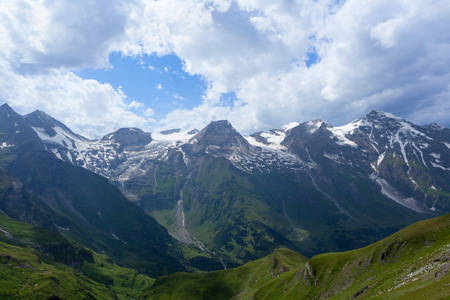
{"left": 328, "top": 123, "right": 358, "bottom": 147}
{"left": 55, "top": 225, "right": 70, "bottom": 231}
{"left": 260, "top": 131, "right": 286, "bottom": 147}
{"left": 372, "top": 152, "right": 386, "bottom": 171}
{"left": 370, "top": 173, "right": 425, "bottom": 213}
{"left": 111, "top": 232, "right": 127, "bottom": 244}
{"left": 245, "top": 135, "right": 286, "bottom": 150}
{"left": 32, "top": 126, "right": 90, "bottom": 152}
{"left": 0, "top": 142, "right": 14, "bottom": 149}
{"left": 412, "top": 143, "right": 427, "bottom": 168}
{"left": 279, "top": 122, "right": 299, "bottom": 131}
{"left": 245, "top": 122, "right": 302, "bottom": 150}
{"left": 51, "top": 149, "right": 63, "bottom": 160}
{"left": 151, "top": 130, "right": 196, "bottom": 142}
{"left": 377, "top": 152, "right": 386, "bottom": 168}
{"left": 430, "top": 153, "right": 440, "bottom": 159}
{"left": 400, "top": 122, "right": 429, "bottom": 138}
{"left": 323, "top": 153, "right": 342, "bottom": 164}
{"left": 392, "top": 130, "right": 409, "bottom": 167}
{"left": 381, "top": 111, "right": 403, "bottom": 120}
{"left": 431, "top": 162, "right": 450, "bottom": 171}
{"left": 305, "top": 119, "right": 324, "bottom": 134}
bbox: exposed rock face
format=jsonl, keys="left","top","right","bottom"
{"left": 271, "top": 251, "right": 290, "bottom": 278}
{"left": 435, "top": 262, "right": 450, "bottom": 280}
{"left": 187, "top": 120, "right": 251, "bottom": 156}
{"left": 100, "top": 128, "right": 152, "bottom": 151}
{"left": 353, "top": 286, "right": 369, "bottom": 299}
{"left": 297, "top": 261, "right": 316, "bottom": 286}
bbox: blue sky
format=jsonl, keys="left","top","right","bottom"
{"left": 1, "top": 0, "right": 449, "bottom": 137}
{"left": 77, "top": 53, "right": 207, "bottom": 120}
{"left": 76, "top": 51, "right": 320, "bottom": 123}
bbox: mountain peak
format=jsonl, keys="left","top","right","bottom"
{"left": 206, "top": 120, "right": 233, "bottom": 129}
{"left": 365, "top": 110, "right": 404, "bottom": 122}
{"left": 25, "top": 109, "right": 84, "bottom": 140}
{"left": 342, "top": 110, "right": 409, "bottom": 135}
{"left": 279, "top": 122, "right": 300, "bottom": 132}
{"left": 194, "top": 120, "right": 236, "bottom": 137}
{"left": 425, "top": 123, "right": 445, "bottom": 130}
{"left": 0, "top": 103, "right": 22, "bottom": 120}
{"left": 307, "top": 119, "right": 332, "bottom": 132}
{"left": 0, "top": 103, "right": 14, "bottom": 111}
{"left": 26, "top": 109, "right": 56, "bottom": 123}
{"left": 100, "top": 128, "right": 152, "bottom": 148}
{"left": 195, "top": 120, "right": 236, "bottom": 137}
{"left": 32, "top": 109, "right": 49, "bottom": 116}
{"left": 0, "top": 103, "right": 46, "bottom": 150}
{"left": 190, "top": 120, "right": 250, "bottom": 152}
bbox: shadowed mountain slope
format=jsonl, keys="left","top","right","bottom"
{"left": 0, "top": 103, "right": 186, "bottom": 277}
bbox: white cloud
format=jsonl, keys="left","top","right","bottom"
{"left": 127, "top": 100, "right": 144, "bottom": 110}
{"left": 173, "top": 94, "right": 184, "bottom": 100}
{"left": 0, "top": 0, "right": 155, "bottom": 137}
{"left": 156, "top": 83, "right": 163, "bottom": 90}
{"left": 0, "top": 0, "right": 129, "bottom": 73}
{"left": 0, "top": 67, "right": 151, "bottom": 138}
{"left": 370, "top": 17, "right": 404, "bottom": 49}
{"left": 143, "top": 108, "right": 155, "bottom": 118}
{"left": 122, "top": 0, "right": 450, "bottom": 131}
{"left": 1, "top": 0, "right": 450, "bottom": 136}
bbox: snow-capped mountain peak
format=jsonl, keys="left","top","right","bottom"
{"left": 190, "top": 120, "right": 250, "bottom": 152}
{"left": 248, "top": 121, "right": 305, "bottom": 150}
{"left": 18, "top": 106, "right": 449, "bottom": 215}
{"left": 25, "top": 110, "right": 90, "bottom": 142}
{"left": 279, "top": 121, "right": 300, "bottom": 131}
{"left": 304, "top": 119, "right": 328, "bottom": 134}
{"left": 100, "top": 128, "right": 152, "bottom": 150}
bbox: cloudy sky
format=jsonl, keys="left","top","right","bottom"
{"left": 1, "top": 0, "right": 449, "bottom": 137}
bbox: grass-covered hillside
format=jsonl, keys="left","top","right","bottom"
{"left": 142, "top": 214, "right": 450, "bottom": 299}
{"left": 0, "top": 213, "right": 154, "bottom": 299}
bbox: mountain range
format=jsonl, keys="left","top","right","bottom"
{"left": 1, "top": 103, "right": 448, "bottom": 268}
{"left": 0, "top": 102, "right": 449, "bottom": 298}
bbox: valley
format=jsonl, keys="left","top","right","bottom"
{"left": 21, "top": 105, "right": 450, "bottom": 264}
{"left": 142, "top": 214, "right": 450, "bottom": 299}
{"left": 0, "top": 103, "right": 449, "bottom": 298}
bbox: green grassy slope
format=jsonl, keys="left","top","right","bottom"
{"left": 142, "top": 248, "right": 307, "bottom": 300}
{"left": 0, "top": 213, "right": 154, "bottom": 299}
{"left": 142, "top": 214, "right": 450, "bottom": 299}
{"left": 137, "top": 150, "right": 430, "bottom": 270}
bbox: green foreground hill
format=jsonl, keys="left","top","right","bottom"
{"left": 0, "top": 213, "right": 154, "bottom": 299}
{"left": 1, "top": 204, "right": 449, "bottom": 299}
{"left": 142, "top": 214, "right": 450, "bottom": 299}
